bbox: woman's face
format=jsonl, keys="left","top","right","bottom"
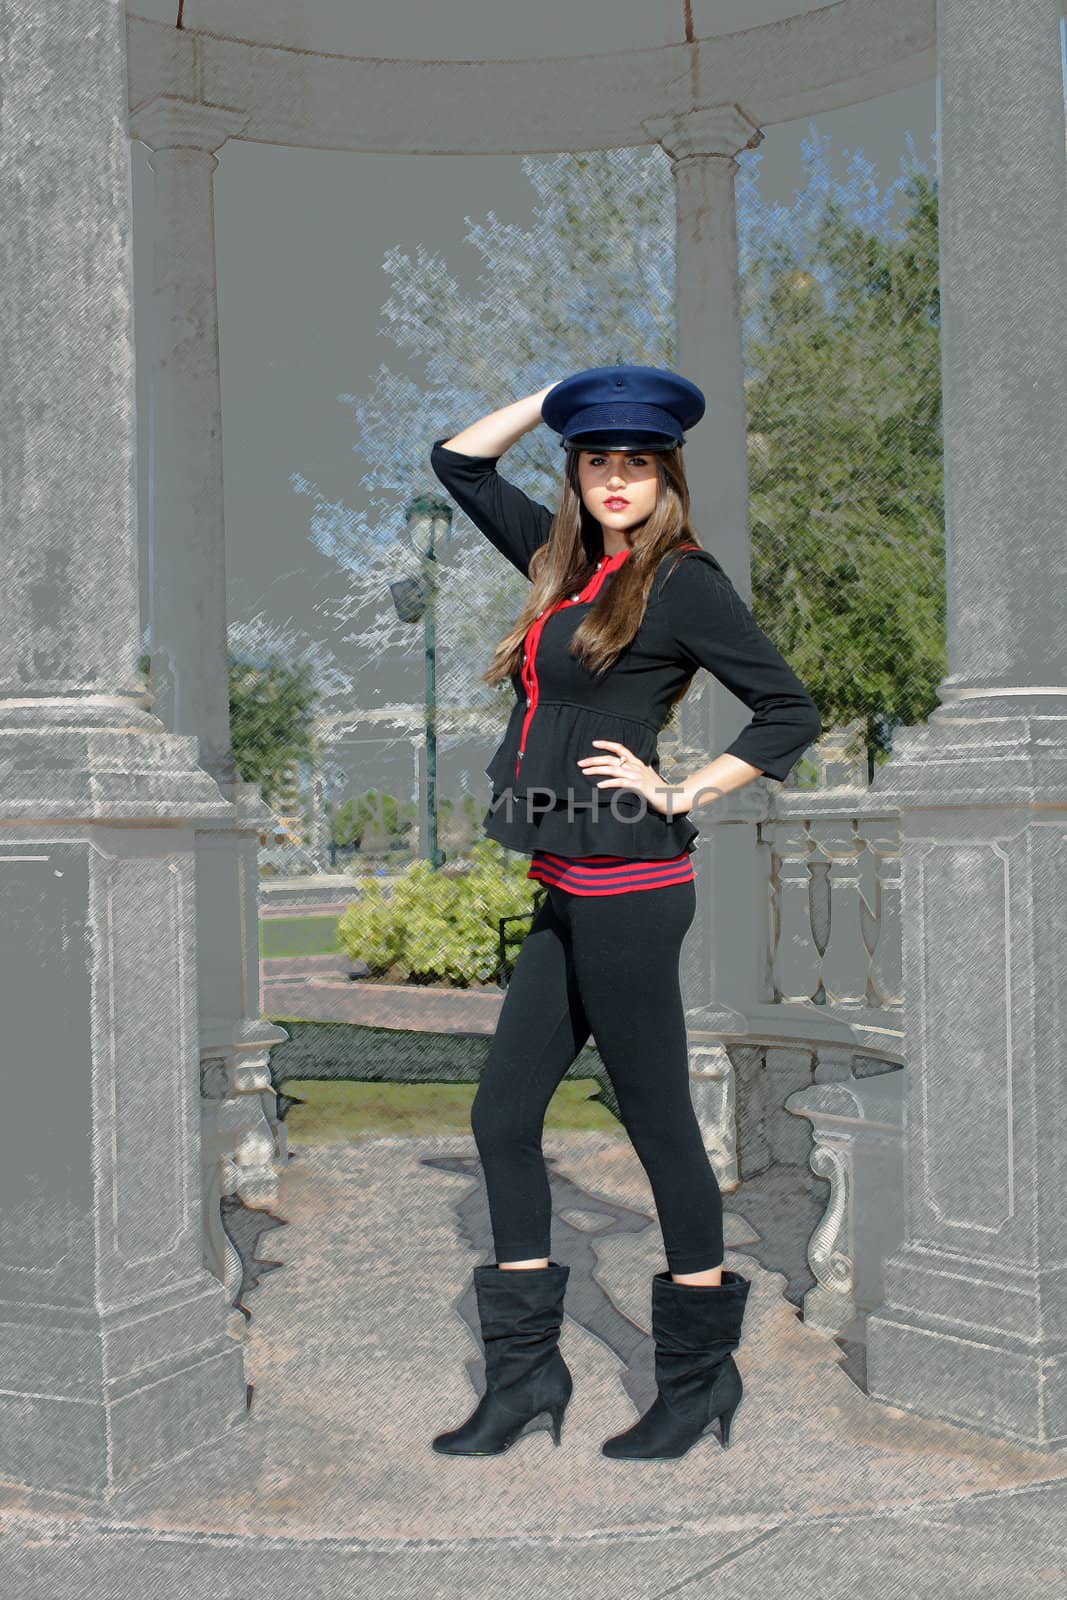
{"left": 576, "top": 449, "right": 659, "bottom": 541}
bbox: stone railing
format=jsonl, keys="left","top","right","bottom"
{"left": 765, "top": 789, "right": 903, "bottom": 1054}
{"left": 745, "top": 727, "right": 907, "bottom": 1343}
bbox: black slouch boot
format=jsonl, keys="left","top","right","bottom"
{"left": 432, "top": 1261, "right": 573, "bottom": 1456}
{"left": 601, "top": 1269, "right": 752, "bottom": 1460}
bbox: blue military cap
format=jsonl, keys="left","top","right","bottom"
{"left": 541, "top": 364, "right": 706, "bottom": 451}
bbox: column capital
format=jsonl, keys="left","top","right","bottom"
{"left": 128, "top": 94, "right": 250, "bottom": 154}
{"left": 641, "top": 101, "right": 763, "bottom": 165}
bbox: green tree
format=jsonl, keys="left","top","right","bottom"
{"left": 228, "top": 651, "right": 320, "bottom": 811}
{"left": 744, "top": 165, "right": 943, "bottom": 773}
{"left": 329, "top": 795, "right": 360, "bottom": 849}
{"left": 351, "top": 789, "right": 413, "bottom": 851}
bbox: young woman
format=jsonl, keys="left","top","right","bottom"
{"left": 427, "top": 366, "right": 821, "bottom": 1461}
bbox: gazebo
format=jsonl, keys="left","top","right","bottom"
{"left": 2, "top": 0, "right": 1066, "bottom": 1508}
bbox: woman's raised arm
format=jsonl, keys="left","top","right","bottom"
{"left": 429, "top": 386, "right": 559, "bottom": 579}
{"left": 440, "top": 385, "right": 556, "bottom": 458}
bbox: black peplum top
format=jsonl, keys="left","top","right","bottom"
{"left": 429, "top": 438, "right": 822, "bottom": 860}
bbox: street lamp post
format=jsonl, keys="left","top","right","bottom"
{"left": 390, "top": 492, "right": 453, "bottom": 870}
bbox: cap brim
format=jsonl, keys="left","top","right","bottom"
{"left": 563, "top": 429, "right": 680, "bottom": 451}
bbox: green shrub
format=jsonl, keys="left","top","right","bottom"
{"left": 336, "top": 839, "right": 539, "bottom": 987}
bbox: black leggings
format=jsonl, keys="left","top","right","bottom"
{"left": 470, "top": 878, "right": 724, "bottom": 1274}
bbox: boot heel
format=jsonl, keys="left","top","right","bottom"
{"left": 518, "top": 1395, "right": 568, "bottom": 1446}
{"left": 718, "top": 1394, "right": 741, "bottom": 1448}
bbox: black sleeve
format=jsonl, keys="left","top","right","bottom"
{"left": 429, "top": 438, "right": 554, "bottom": 579}
{"left": 663, "top": 552, "right": 822, "bottom": 782}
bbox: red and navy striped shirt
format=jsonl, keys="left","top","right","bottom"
{"left": 527, "top": 849, "right": 694, "bottom": 896}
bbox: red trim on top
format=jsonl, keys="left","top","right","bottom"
{"left": 514, "top": 545, "right": 633, "bottom": 780}
{"left": 513, "top": 542, "right": 704, "bottom": 782}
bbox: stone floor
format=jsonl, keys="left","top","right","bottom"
{"left": 2, "top": 1133, "right": 1067, "bottom": 1598}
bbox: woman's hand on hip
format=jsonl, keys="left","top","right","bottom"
{"left": 577, "top": 739, "right": 689, "bottom": 817}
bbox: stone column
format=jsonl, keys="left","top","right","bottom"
{"left": 641, "top": 104, "right": 781, "bottom": 1188}
{"left": 865, "top": 1, "right": 1067, "bottom": 1447}
{"left": 0, "top": 5, "right": 247, "bottom": 1495}
{"left": 641, "top": 103, "right": 763, "bottom": 758}
{"left": 128, "top": 95, "right": 288, "bottom": 1303}
{"left": 128, "top": 94, "right": 247, "bottom": 783}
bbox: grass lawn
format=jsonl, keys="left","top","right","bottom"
{"left": 260, "top": 913, "right": 347, "bottom": 959}
{"left": 278, "top": 1077, "right": 623, "bottom": 1143}
{"left": 263, "top": 913, "right": 626, "bottom": 1138}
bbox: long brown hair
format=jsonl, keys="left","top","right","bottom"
{"left": 481, "top": 445, "right": 704, "bottom": 714}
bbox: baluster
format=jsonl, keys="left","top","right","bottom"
{"left": 765, "top": 817, "right": 820, "bottom": 1003}
{"left": 810, "top": 819, "right": 868, "bottom": 1008}
{"left": 860, "top": 817, "right": 903, "bottom": 1009}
